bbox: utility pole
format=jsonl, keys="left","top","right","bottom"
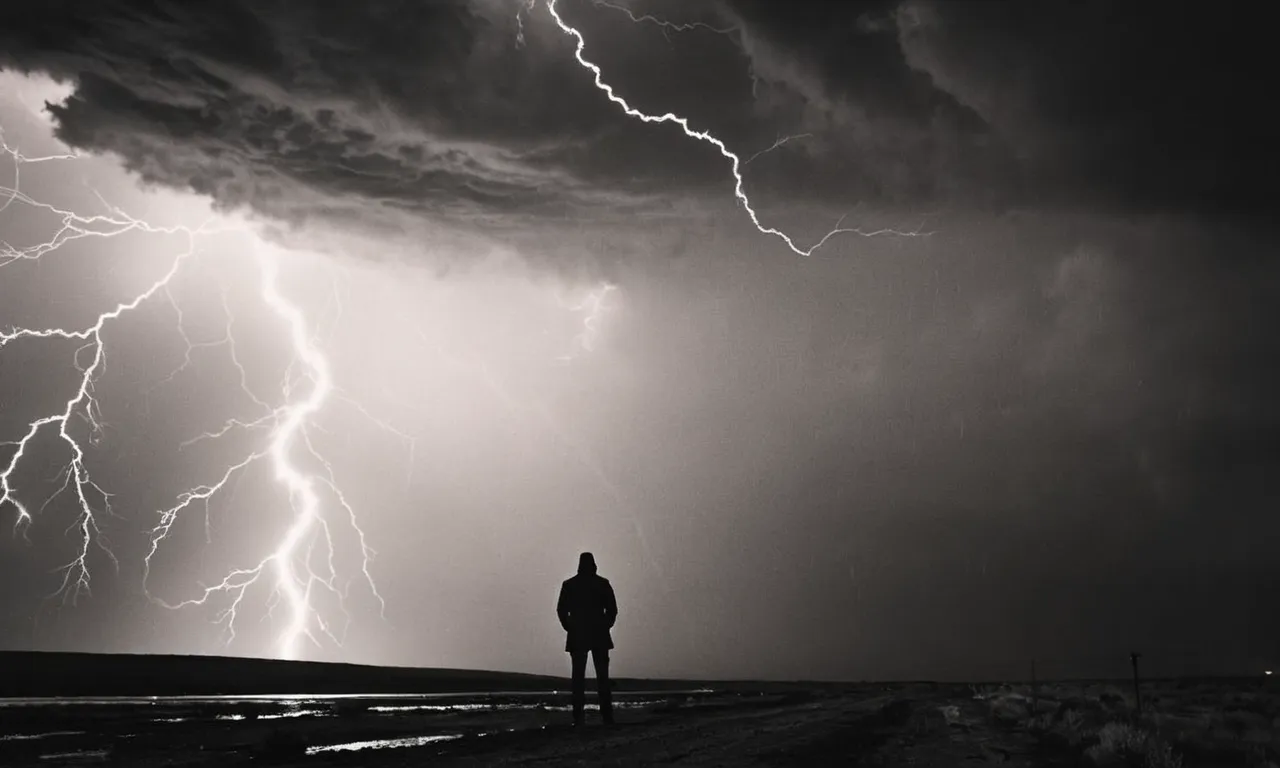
{"left": 1129, "top": 652, "right": 1143, "bottom": 717}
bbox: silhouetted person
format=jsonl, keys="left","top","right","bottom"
{"left": 556, "top": 552, "right": 617, "bottom": 725}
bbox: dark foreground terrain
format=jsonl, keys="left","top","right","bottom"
{"left": 1, "top": 653, "right": 1276, "bottom": 766}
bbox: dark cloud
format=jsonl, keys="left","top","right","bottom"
{"left": 2, "top": 0, "right": 1270, "bottom": 242}
{"left": 721, "top": 0, "right": 1276, "bottom": 216}
{"left": 891, "top": 0, "right": 1277, "bottom": 216}
{"left": 0, "top": 1, "right": 730, "bottom": 248}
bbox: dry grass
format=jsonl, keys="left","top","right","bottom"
{"left": 1008, "top": 679, "right": 1280, "bottom": 767}
{"left": 1082, "top": 721, "right": 1182, "bottom": 767}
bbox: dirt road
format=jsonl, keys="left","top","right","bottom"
{"left": 312, "top": 688, "right": 1060, "bottom": 767}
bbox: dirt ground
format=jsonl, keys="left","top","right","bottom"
{"left": 297, "top": 679, "right": 1280, "bottom": 768}
{"left": 292, "top": 686, "right": 1064, "bottom": 767}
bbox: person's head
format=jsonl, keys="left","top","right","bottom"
{"left": 577, "top": 552, "right": 597, "bottom": 575}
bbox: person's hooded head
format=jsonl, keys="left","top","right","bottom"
{"left": 577, "top": 552, "right": 597, "bottom": 576}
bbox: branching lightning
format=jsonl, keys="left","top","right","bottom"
{"left": 557, "top": 282, "right": 617, "bottom": 361}
{"left": 1, "top": 136, "right": 225, "bottom": 602}
{"left": 1, "top": 131, "right": 387, "bottom": 656}
{"left": 588, "top": 0, "right": 737, "bottom": 37}
{"left": 542, "top": 0, "right": 930, "bottom": 256}
{"left": 515, "top": 0, "right": 538, "bottom": 47}
{"left": 745, "top": 133, "right": 814, "bottom": 165}
{"left": 142, "top": 246, "right": 388, "bottom": 659}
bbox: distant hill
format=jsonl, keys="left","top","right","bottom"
{"left": 8, "top": 652, "right": 1250, "bottom": 698}
{"left": 0, "top": 651, "right": 571, "bottom": 697}
{"left": 2, "top": 652, "right": 983, "bottom": 698}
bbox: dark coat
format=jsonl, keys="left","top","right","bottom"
{"left": 556, "top": 572, "right": 617, "bottom": 653}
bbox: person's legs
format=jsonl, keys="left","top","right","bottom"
{"left": 593, "top": 648, "right": 613, "bottom": 724}
{"left": 570, "top": 651, "right": 588, "bottom": 724}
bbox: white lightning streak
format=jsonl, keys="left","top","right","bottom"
{"left": 145, "top": 248, "right": 385, "bottom": 659}
{"left": 3, "top": 128, "right": 386, "bottom": 654}
{"left": 543, "top": 0, "right": 930, "bottom": 256}
{"left": 589, "top": 0, "right": 737, "bottom": 36}
{"left": 744, "top": 133, "right": 814, "bottom": 165}
{"left": 557, "top": 282, "right": 617, "bottom": 361}
{"left": 259, "top": 249, "right": 333, "bottom": 659}
{"left": 0, "top": 137, "right": 230, "bottom": 603}
{"left": 515, "top": 0, "right": 538, "bottom": 47}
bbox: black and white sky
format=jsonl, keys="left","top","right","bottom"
{"left": 0, "top": 0, "right": 1277, "bottom": 681}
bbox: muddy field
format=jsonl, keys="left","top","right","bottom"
{"left": 2, "top": 679, "right": 1276, "bottom": 766}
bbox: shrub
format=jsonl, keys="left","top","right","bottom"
{"left": 1082, "top": 721, "right": 1183, "bottom": 768}
{"left": 1143, "top": 740, "right": 1184, "bottom": 768}
{"left": 1059, "top": 709, "right": 1087, "bottom": 744}
{"left": 988, "top": 693, "right": 1028, "bottom": 725}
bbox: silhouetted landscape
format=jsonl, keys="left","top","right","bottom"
{"left": 1, "top": 652, "right": 1279, "bottom": 765}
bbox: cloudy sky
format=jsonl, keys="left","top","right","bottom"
{"left": 0, "top": 0, "right": 1276, "bottom": 681}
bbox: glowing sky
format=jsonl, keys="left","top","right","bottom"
{"left": 0, "top": 0, "right": 1277, "bottom": 681}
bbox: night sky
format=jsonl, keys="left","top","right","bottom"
{"left": 0, "top": 0, "right": 1277, "bottom": 682}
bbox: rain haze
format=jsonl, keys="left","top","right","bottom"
{"left": 0, "top": 1, "right": 1276, "bottom": 683}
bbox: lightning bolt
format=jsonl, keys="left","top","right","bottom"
{"left": 1, "top": 126, "right": 387, "bottom": 657}
{"left": 556, "top": 282, "right": 617, "bottom": 361}
{"left": 143, "top": 245, "right": 387, "bottom": 659}
{"left": 1, "top": 134, "right": 227, "bottom": 602}
{"left": 542, "top": 0, "right": 930, "bottom": 256}
{"left": 515, "top": 0, "right": 538, "bottom": 47}
{"left": 744, "top": 133, "right": 814, "bottom": 165}
{"left": 588, "top": 0, "right": 737, "bottom": 37}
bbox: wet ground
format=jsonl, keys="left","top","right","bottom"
{"left": 0, "top": 688, "right": 721, "bottom": 765}
{"left": 0, "top": 685, "right": 1052, "bottom": 767}
{"left": 3, "top": 680, "right": 1276, "bottom": 766}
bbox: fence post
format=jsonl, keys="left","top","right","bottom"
{"left": 1129, "top": 652, "right": 1142, "bottom": 717}
{"left": 1030, "top": 659, "right": 1038, "bottom": 721}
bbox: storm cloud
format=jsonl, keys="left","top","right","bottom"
{"left": 3, "top": 1, "right": 1272, "bottom": 235}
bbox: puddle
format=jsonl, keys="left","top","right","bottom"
{"left": 370, "top": 703, "right": 493, "bottom": 713}
{"left": 215, "top": 706, "right": 329, "bottom": 721}
{"left": 260, "top": 709, "right": 328, "bottom": 720}
{"left": 543, "top": 701, "right": 652, "bottom": 711}
{"left": 0, "top": 689, "right": 717, "bottom": 707}
{"left": 305, "top": 733, "right": 462, "bottom": 755}
{"left": 39, "top": 750, "right": 109, "bottom": 762}
{"left": 0, "top": 731, "right": 85, "bottom": 741}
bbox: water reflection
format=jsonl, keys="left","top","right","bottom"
{"left": 38, "top": 749, "right": 109, "bottom": 761}
{"left": 0, "top": 688, "right": 727, "bottom": 762}
{"left": 0, "top": 731, "right": 84, "bottom": 741}
{"left": 305, "top": 733, "right": 462, "bottom": 755}
{"left": 0, "top": 689, "right": 713, "bottom": 707}
{"left": 261, "top": 709, "right": 328, "bottom": 720}
{"left": 368, "top": 703, "right": 493, "bottom": 713}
